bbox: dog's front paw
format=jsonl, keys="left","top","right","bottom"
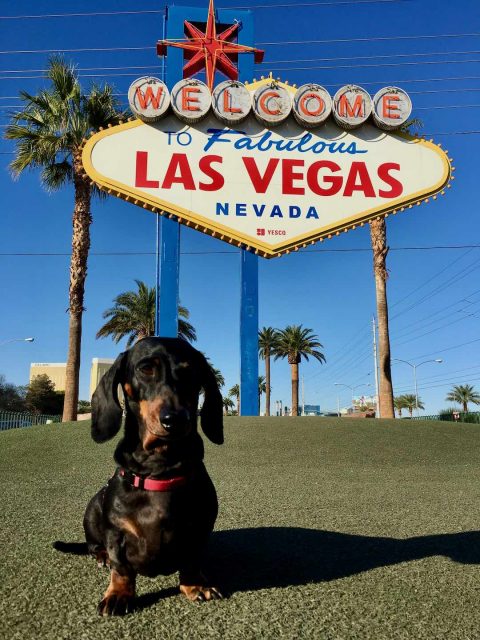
{"left": 98, "top": 593, "right": 136, "bottom": 616}
{"left": 180, "top": 584, "right": 223, "bottom": 602}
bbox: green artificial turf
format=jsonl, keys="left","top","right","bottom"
{"left": 2, "top": 417, "right": 480, "bottom": 639}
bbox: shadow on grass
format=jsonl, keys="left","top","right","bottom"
{"left": 205, "top": 528, "right": 480, "bottom": 593}
{"left": 117, "top": 528, "right": 480, "bottom": 606}
{"left": 135, "top": 586, "right": 179, "bottom": 610}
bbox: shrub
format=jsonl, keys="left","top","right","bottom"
{"left": 438, "top": 408, "right": 457, "bottom": 421}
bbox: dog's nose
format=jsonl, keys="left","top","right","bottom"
{"left": 160, "top": 409, "right": 188, "bottom": 430}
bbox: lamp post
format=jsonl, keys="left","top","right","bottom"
{"left": 0, "top": 337, "right": 35, "bottom": 347}
{"left": 393, "top": 358, "right": 443, "bottom": 416}
{"left": 334, "top": 382, "right": 372, "bottom": 411}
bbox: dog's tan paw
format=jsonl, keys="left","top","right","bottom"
{"left": 180, "top": 584, "right": 223, "bottom": 602}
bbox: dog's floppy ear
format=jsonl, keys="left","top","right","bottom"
{"left": 91, "top": 351, "right": 127, "bottom": 443}
{"left": 198, "top": 354, "right": 224, "bottom": 445}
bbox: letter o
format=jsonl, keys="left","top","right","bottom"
{"left": 293, "top": 84, "right": 332, "bottom": 128}
{"left": 176, "top": 132, "right": 192, "bottom": 146}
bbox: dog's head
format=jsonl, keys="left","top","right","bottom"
{"left": 91, "top": 337, "right": 223, "bottom": 449}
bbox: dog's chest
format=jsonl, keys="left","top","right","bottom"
{"left": 121, "top": 490, "right": 195, "bottom": 575}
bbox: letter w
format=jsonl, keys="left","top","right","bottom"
{"left": 136, "top": 86, "right": 163, "bottom": 110}
{"left": 242, "top": 158, "right": 279, "bottom": 194}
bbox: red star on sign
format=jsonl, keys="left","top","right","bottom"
{"left": 156, "top": 0, "right": 264, "bottom": 91}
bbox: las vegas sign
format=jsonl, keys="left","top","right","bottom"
{"left": 81, "top": 76, "right": 451, "bottom": 258}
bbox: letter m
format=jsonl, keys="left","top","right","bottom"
{"left": 136, "top": 86, "right": 163, "bottom": 110}
{"left": 339, "top": 94, "right": 364, "bottom": 118}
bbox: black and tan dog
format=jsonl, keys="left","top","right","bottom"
{"left": 83, "top": 337, "right": 224, "bottom": 616}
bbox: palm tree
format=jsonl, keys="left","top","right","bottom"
{"left": 445, "top": 384, "right": 480, "bottom": 413}
{"left": 369, "top": 119, "right": 423, "bottom": 421}
{"left": 222, "top": 396, "right": 234, "bottom": 415}
{"left": 402, "top": 394, "right": 425, "bottom": 418}
{"left": 211, "top": 367, "right": 225, "bottom": 389}
{"left": 258, "top": 327, "right": 278, "bottom": 416}
{"left": 258, "top": 375, "right": 267, "bottom": 414}
{"left": 228, "top": 384, "right": 240, "bottom": 415}
{"left": 96, "top": 280, "right": 196, "bottom": 347}
{"left": 394, "top": 395, "right": 407, "bottom": 418}
{"left": 274, "top": 325, "right": 325, "bottom": 416}
{"left": 370, "top": 222, "right": 394, "bottom": 419}
{"left": 5, "top": 57, "right": 124, "bottom": 422}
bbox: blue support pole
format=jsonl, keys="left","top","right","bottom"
{"left": 240, "top": 250, "right": 259, "bottom": 416}
{"left": 155, "top": 6, "right": 183, "bottom": 338}
{"left": 157, "top": 4, "right": 259, "bottom": 416}
{"left": 236, "top": 9, "right": 259, "bottom": 416}
{"left": 155, "top": 215, "right": 180, "bottom": 337}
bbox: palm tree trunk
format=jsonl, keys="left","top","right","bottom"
{"left": 463, "top": 401, "right": 468, "bottom": 413}
{"left": 265, "top": 350, "right": 271, "bottom": 416}
{"left": 290, "top": 362, "right": 299, "bottom": 416}
{"left": 62, "top": 155, "right": 92, "bottom": 422}
{"left": 369, "top": 219, "right": 395, "bottom": 419}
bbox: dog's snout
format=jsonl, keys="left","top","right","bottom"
{"left": 160, "top": 412, "right": 176, "bottom": 430}
{"left": 160, "top": 409, "right": 189, "bottom": 430}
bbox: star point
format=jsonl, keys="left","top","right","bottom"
{"left": 156, "top": 0, "right": 264, "bottom": 91}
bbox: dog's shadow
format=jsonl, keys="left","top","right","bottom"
{"left": 138, "top": 527, "right": 480, "bottom": 606}
{"left": 209, "top": 527, "right": 480, "bottom": 593}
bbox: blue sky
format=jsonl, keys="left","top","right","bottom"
{"left": 1, "top": 0, "right": 479, "bottom": 415}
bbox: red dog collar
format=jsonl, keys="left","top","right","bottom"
{"left": 118, "top": 468, "right": 187, "bottom": 492}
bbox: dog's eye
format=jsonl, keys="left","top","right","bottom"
{"left": 139, "top": 364, "right": 155, "bottom": 376}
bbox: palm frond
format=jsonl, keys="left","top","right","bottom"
{"left": 47, "top": 56, "right": 80, "bottom": 102}
{"left": 40, "top": 161, "right": 73, "bottom": 192}
{"left": 96, "top": 281, "right": 196, "bottom": 345}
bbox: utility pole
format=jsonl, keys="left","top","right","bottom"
{"left": 372, "top": 315, "right": 381, "bottom": 418}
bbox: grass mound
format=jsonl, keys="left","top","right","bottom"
{"left": 1, "top": 417, "right": 480, "bottom": 639}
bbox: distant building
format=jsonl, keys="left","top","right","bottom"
{"left": 29, "top": 358, "right": 116, "bottom": 402}
{"left": 302, "top": 404, "right": 322, "bottom": 416}
{"left": 90, "top": 358, "right": 115, "bottom": 399}
{"left": 30, "top": 363, "right": 66, "bottom": 391}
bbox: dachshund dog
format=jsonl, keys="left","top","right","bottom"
{"left": 84, "top": 337, "right": 224, "bottom": 616}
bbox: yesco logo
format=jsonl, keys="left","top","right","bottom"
{"left": 128, "top": 76, "right": 412, "bottom": 131}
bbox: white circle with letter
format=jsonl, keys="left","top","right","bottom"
{"left": 171, "top": 79, "right": 212, "bottom": 123}
{"left": 333, "top": 85, "right": 372, "bottom": 129}
{"left": 212, "top": 80, "right": 252, "bottom": 124}
{"left": 373, "top": 86, "right": 412, "bottom": 130}
{"left": 293, "top": 84, "right": 332, "bottom": 128}
{"left": 128, "top": 77, "right": 170, "bottom": 122}
{"left": 253, "top": 83, "right": 292, "bottom": 126}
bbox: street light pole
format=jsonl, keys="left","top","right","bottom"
{"left": 413, "top": 364, "right": 419, "bottom": 414}
{"left": 0, "top": 337, "right": 35, "bottom": 347}
{"left": 393, "top": 358, "right": 443, "bottom": 416}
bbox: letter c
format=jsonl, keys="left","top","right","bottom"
{"left": 259, "top": 91, "right": 281, "bottom": 116}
